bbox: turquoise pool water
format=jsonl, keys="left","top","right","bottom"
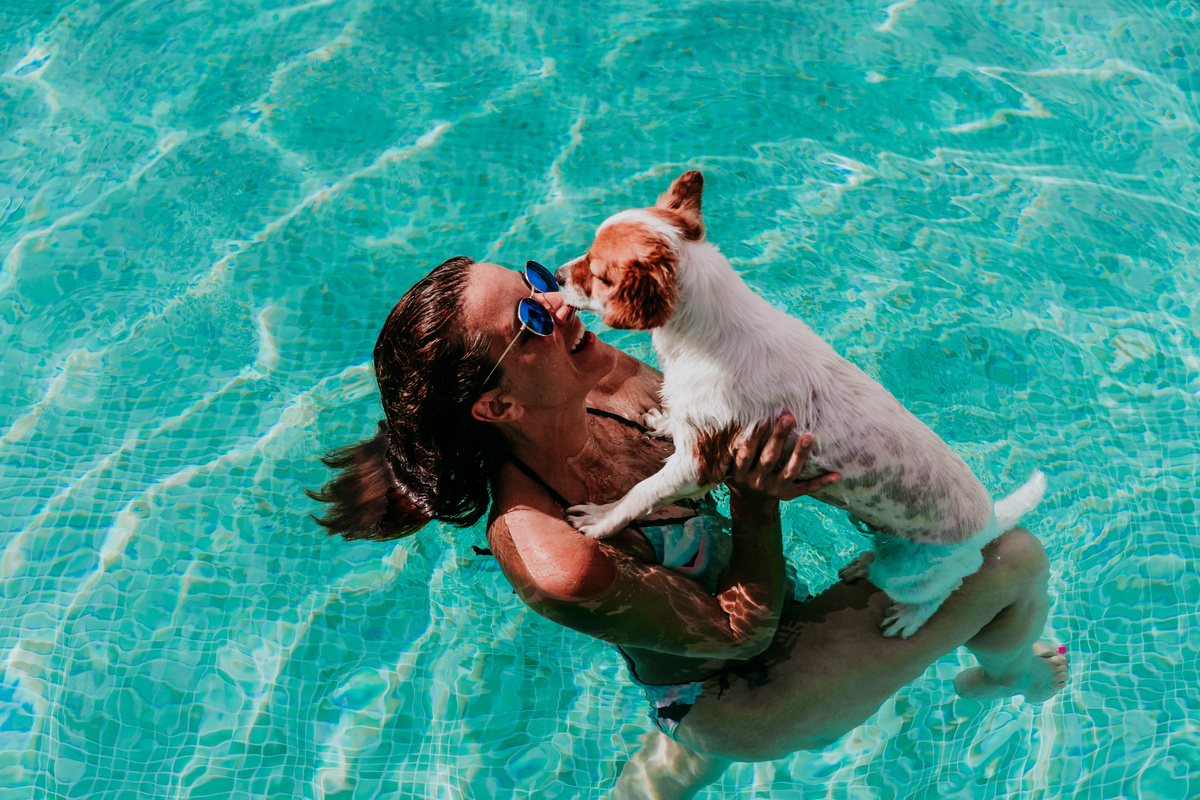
{"left": 2, "top": 0, "right": 1198, "bottom": 797}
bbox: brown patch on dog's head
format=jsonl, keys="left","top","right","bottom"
{"left": 693, "top": 425, "right": 740, "bottom": 485}
{"left": 584, "top": 222, "right": 678, "bottom": 330}
{"left": 653, "top": 171, "right": 705, "bottom": 241}
{"left": 560, "top": 253, "right": 595, "bottom": 299}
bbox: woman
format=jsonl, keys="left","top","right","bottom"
{"left": 310, "top": 256, "right": 1068, "bottom": 798}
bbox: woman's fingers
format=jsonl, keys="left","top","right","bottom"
{"left": 763, "top": 430, "right": 810, "bottom": 496}
{"left": 728, "top": 416, "right": 842, "bottom": 499}
{"left": 755, "top": 415, "right": 794, "bottom": 478}
{"left": 730, "top": 416, "right": 797, "bottom": 491}
{"left": 780, "top": 471, "right": 840, "bottom": 501}
{"left": 777, "top": 431, "right": 840, "bottom": 499}
{"left": 729, "top": 421, "right": 770, "bottom": 484}
{"left": 779, "top": 432, "right": 813, "bottom": 481}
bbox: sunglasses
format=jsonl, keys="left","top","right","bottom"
{"left": 481, "top": 260, "right": 561, "bottom": 388}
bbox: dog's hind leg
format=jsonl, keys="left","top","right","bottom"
{"left": 881, "top": 594, "right": 957, "bottom": 639}
{"left": 869, "top": 529, "right": 994, "bottom": 639}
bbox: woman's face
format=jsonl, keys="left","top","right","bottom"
{"left": 461, "top": 262, "right": 616, "bottom": 411}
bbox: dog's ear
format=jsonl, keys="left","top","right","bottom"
{"left": 605, "top": 246, "right": 678, "bottom": 330}
{"left": 655, "top": 171, "right": 705, "bottom": 240}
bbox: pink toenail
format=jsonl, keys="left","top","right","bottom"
{"left": 1057, "top": 646, "right": 1067, "bottom": 654}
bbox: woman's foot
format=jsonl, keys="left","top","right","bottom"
{"left": 954, "top": 642, "right": 1069, "bottom": 703}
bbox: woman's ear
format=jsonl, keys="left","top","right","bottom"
{"left": 471, "top": 391, "right": 525, "bottom": 424}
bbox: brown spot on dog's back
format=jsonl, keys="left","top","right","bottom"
{"left": 591, "top": 222, "right": 678, "bottom": 330}
{"left": 694, "top": 425, "right": 740, "bottom": 485}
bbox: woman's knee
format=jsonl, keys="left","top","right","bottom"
{"left": 981, "top": 527, "right": 1049, "bottom": 584}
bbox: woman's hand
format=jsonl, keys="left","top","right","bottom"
{"left": 727, "top": 415, "right": 840, "bottom": 502}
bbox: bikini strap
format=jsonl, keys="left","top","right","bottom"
{"left": 586, "top": 406, "right": 649, "bottom": 433}
{"left": 507, "top": 453, "right": 573, "bottom": 510}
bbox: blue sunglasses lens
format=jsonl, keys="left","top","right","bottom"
{"left": 517, "top": 297, "right": 554, "bottom": 336}
{"left": 525, "top": 260, "right": 559, "bottom": 293}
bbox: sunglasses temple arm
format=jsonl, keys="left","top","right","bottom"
{"left": 481, "top": 334, "right": 521, "bottom": 389}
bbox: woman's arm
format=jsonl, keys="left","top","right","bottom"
{"left": 492, "top": 508, "right": 778, "bottom": 660}
{"left": 491, "top": 417, "right": 838, "bottom": 661}
{"left": 711, "top": 416, "right": 839, "bottom": 657}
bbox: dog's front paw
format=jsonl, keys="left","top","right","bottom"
{"left": 566, "top": 502, "right": 628, "bottom": 540}
{"left": 880, "top": 599, "right": 941, "bottom": 639}
{"left": 838, "top": 553, "right": 875, "bottom": 583}
{"left": 642, "top": 408, "right": 674, "bottom": 439}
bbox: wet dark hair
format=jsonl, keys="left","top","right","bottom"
{"left": 307, "top": 256, "right": 511, "bottom": 540}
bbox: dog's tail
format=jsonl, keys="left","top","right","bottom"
{"left": 993, "top": 470, "right": 1048, "bottom": 530}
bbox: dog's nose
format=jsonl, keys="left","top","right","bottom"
{"left": 554, "top": 256, "right": 583, "bottom": 287}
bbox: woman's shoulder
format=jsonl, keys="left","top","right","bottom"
{"left": 488, "top": 512, "right": 618, "bottom": 604}
{"left": 486, "top": 464, "right": 619, "bottom": 603}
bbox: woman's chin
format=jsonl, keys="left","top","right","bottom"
{"left": 570, "top": 333, "right": 616, "bottom": 385}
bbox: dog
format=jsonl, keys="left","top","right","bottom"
{"left": 554, "top": 170, "right": 1046, "bottom": 638}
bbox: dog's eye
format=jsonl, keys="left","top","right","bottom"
{"left": 593, "top": 272, "right": 612, "bottom": 286}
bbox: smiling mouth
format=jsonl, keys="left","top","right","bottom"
{"left": 569, "top": 327, "right": 592, "bottom": 355}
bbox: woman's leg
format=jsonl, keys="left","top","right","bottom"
{"left": 612, "top": 730, "right": 730, "bottom": 800}
{"left": 675, "top": 528, "right": 1068, "bottom": 762}
{"left": 956, "top": 532, "right": 1068, "bottom": 701}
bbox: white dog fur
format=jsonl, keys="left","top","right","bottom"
{"left": 554, "top": 170, "right": 1046, "bottom": 638}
